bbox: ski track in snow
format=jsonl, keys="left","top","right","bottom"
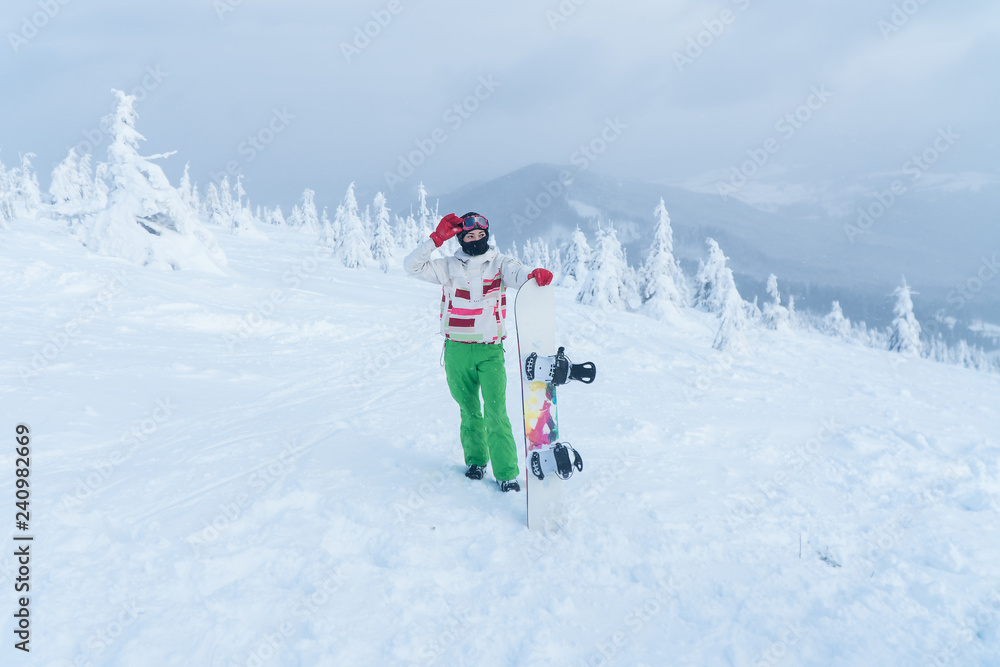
{"left": 1, "top": 218, "right": 999, "bottom": 666}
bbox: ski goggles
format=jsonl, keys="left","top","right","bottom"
{"left": 461, "top": 214, "right": 489, "bottom": 231}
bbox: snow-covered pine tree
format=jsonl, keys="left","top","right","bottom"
{"left": 392, "top": 214, "right": 404, "bottom": 243}
{"left": 521, "top": 239, "right": 536, "bottom": 268}
{"left": 713, "top": 275, "right": 751, "bottom": 354}
{"left": 230, "top": 175, "right": 266, "bottom": 239}
{"left": 576, "top": 226, "right": 634, "bottom": 310}
{"left": 687, "top": 237, "right": 751, "bottom": 351}
{"left": 693, "top": 238, "right": 735, "bottom": 314}
{"left": 1, "top": 153, "right": 42, "bottom": 223}
{"left": 178, "top": 163, "right": 198, "bottom": 211}
{"left": 204, "top": 182, "right": 227, "bottom": 228}
{"left": 371, "top": 192, "right": 394, "bottom": 273}
{"left": 416, "top": 182, "right": 432, "bottom": 238}
{"left": 954, "top": 340, "right": 993, "bottom": 372}
{"left": 218, "top": 175, "right": 238, "bottom": 229}
{"left": 300, "top": 189, "right": 320, "bottom": 235}
{"left": 623, "top": 248, "right": 642, "bottom": 310}
{"left": 537, "top": 239, "right": 552, "bottom": 272}
{"left": 888, "top": 277, "right": 922, "bottom": 356}
{"left": 49, "top": 149, "right": 82, "bottom": 212}
{"left": 955, "top": 339, "right": 970, "bottom": 366}
{"left": 73, "top": 90, "right": 226, "bottom": 272}
{"left": 639, "top": 198, "right": 688, "bottom": 318}
{"left": 822, "top": 301, "right": 852, "bottom": 340}
{"left": 268, "top": 205, "right": 286, "bottom": 226}
{"left": 286, "top": 204, "right": 303, "bottom": 228}
{"left": 334, "top": 182, "right": 372, "bottom": 268}
{"left": 761, "top": 274, "right": 790, "bottom": 329}
{"left": 926, "top": 334, "right": 951, "bottom": 365}
{"left": 550, "top": 246, "right": 564, "bottom": 280}
{"left": 400, "top": 212, "right": 420, "bottom": 250}
{"left": 360, "top": 204, "right": 371, "bottom": 239}
{"left": 50, "top": 148, "right": 104, "bottom": 216}
{"left": 559, "top": 226, "right": 592, "bottom": 287}
{"left": 320, "top": 206, "right": 332, "bottom": 238}
{"left": 12, "top": 154, "right": 42, "bottom": 219}
{"left": 0, "top": 160, "right": 9, "bottom": 227}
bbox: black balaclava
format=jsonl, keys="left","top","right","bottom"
{"left": 458, "top": 211, "right": 490, "bottom": 257}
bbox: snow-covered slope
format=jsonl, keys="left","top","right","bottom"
{"left": 2, "top": 217, "right": 999, "bottom": 666}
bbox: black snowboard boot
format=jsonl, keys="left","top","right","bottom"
{"left": 465, "top": 464, "right": 486, "bottom": 480}
{"left": 498, "top": 479, "right": 520, "bottom": 493}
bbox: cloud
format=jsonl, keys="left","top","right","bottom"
{"left": 831, "top": 3, "right": 1000, "bottom": 89}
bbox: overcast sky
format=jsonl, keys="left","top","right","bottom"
{"left": 2, "top": 0, "right": 998, "bottom": 211}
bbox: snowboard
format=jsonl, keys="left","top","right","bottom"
{"left": 514, "top": 282, "right": 594, "bottom": 532}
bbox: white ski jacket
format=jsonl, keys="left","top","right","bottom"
{"left": 404, "top": 238, "right": 532, "bottom": 344}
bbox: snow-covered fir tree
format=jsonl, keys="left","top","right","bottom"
{"left": 362, "top": 204, "right": 373, "bottom": 241}
{"left": 761, "top": 274, "right": 790, "bottom": 329}
{"left": 786, "top": 294, "right": 798, "bottom": 327}
{"left": 204, "top": 182, "right": 227, "bottom": 228}
{"left": 300, "top": 189, "right": 321, "bottom": 235}
{"left": 2, "top": 153, "right": 43, "bottom": 223}
{"left": 178, "top": 163, "right": 198, "bottom": 211}
{"left": 371, "top": 192, "right": 395, "bottom": 273}
{"left": 559, "top": 226, "right": 592, "bottom": 287}
{"left": 320, "top": 207, "right": 332, "bottom": 237}
{"left": 416, "top": 182, "right": 432, "bottom": 238}
{"left": 0, "top": 163, "right": 9, "bottom": 227}
{"left": 576, "top": 226, "right": 635, "bottom": 310}
{"left": 521, "top": 239, "right": 534, "bottom": 267}
{"left": 267, "top": 205, "right": 286, "bottom": 226}
{"left": 50, "top": 149, "right": 105, "bottom": 216}
{"left": 521, "top": 239, "right": 539, "bottom": 268}
{"left": 822, "top": 301, "right": 852, "bottom": 340}
{"left": 623, "top": 248, "right": 642, "bottom": 309}
{"left": 334, "top": 182, "right": 372, "bottom": 268}
{"left": 694, "top": 238, "right": 734, "bottom": 315}
{"left": 550, "top": 246, "right": 564, "bottom": 280}
{"left": 286, "top": 203, "right": 303, "bottom": 228}
{"left": 397, "top": 212, "right": 420, "bottom": 250}
{"left": 888, "top": 277, "right": 922, "bottom": 356}
{"left": 713, "top": 274, "right": 752, "bottom": 354}
{"left": 537, "top": 240, "right": 552, "bottom": 271}
{"left": 639, "top": 198, "right": 688, "bottom": 318}
{"left": 230, "top": 175, "right": 266, "bottom": 239}
{"left": 950, "top": 339, "right": 995, "bottom": 372}
{"left": 218, "top": 175, "right": 236, "bottom": 228}
{"left": 72, "top": 90, "right": 226, "bottom": 272}
{"left": 686, "top": 237, "right": 752, "bottom": 351}
{"left": 13, "top": 154, "right": 42, "bottom": 218}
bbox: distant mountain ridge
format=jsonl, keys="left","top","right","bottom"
{"left": 433, "top": 163, "right": 1000, "bottom": 348}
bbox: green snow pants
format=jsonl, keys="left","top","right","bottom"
{"left": 443, "top": 339, "right": 520, "bottom": 482}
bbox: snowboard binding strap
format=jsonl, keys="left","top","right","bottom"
{"left": 530, "top": 442, "right": 584, "bottom": 481}
{"left": 525, "top": 347, "right": 596, "bottom": 386}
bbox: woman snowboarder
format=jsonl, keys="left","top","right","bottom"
{"left": 404, "top": 212, "right": 553, "bottom": 492}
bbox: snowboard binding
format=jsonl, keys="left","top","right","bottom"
{"left": 530, "top": 442, "right": 584, "bottom": 481}
{"left": 525, "top": 347, "right": 596, "bottom": 386}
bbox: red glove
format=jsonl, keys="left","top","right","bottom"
{"left": 430, "top": 214, "right": 464, "bottom": 247}
{"left": 528, "top": 268, "right": 553, "bottom": 287}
